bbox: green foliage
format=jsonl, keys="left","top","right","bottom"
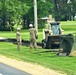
{"left": 0, "top": 0, "right": 30, "bottom": 29}
{"left": 37, "top": 1, "right": 54, "bottom": 18}
{"left": 38, "top": 20, "right": 46, "bottom": 29}
{"left": 0, "top": 0, "right": 76, "bottom": 30}
{"left": 23, "top": 0, "right": 54, "bottom": 28}
{"left": 0, "top": 26, "right": 14, "bottom": 31}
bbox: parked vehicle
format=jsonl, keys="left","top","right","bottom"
{"left": 42, "top": 22, "right": 75, "bottom": 56}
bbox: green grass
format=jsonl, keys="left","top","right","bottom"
{"left": 0, "top": 30, "right": 43, "bottom": 42}
{"left": 61, "top": 21, "right": 76, "bottom": 26}
{"left": 61, "top": 25, "right": 76, "bottom": 31}
{"left": 61, "top": 21, "right": 76, "bottom": 31}
{"left": 0, "top": 21, "right": 76, "bottom": 75}
{"left": 0, "top": 42, "right": 76, "bottom": 75}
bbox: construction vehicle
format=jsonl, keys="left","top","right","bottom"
{"left": 42, "top": 22, "right": 75, "bottom": 56}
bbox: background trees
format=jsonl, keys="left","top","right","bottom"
{"left": 53, "top": 0, "right": 76, "bottom": 21}
{"left": 0, "top": 0, "right": 30, "bottom": 30}
{"left": 0, "top": 0, "right": 76, "bottom": 30}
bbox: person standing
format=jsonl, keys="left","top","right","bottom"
{"left": 29, "top": 24, "right": 37, "bottom": 51}
{"left": 16, "top": 27, "right": 22, "bottom": 50}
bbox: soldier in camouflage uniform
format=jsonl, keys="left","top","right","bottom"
{"left": 29, "top": 24, "right": 37, "bottom": 51}
{"left": 16, "top": 28, "right": 22, "bottom": 50}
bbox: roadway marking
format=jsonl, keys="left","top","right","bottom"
{"left": 0, "top": 73, "right": 3, "bottom": 75}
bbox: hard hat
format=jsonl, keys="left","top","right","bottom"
{"left": 17, "top": 27, "right": 21, "bottom": 30}
{"left": 29, "top": 24, "right": 33, "bottom": 27}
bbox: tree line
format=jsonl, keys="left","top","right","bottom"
{"left": 0, "top": 0, "right": 76, "bottom": 30}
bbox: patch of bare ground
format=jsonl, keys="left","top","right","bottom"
{"left": 0, "top": 55, "right": 66, "bottom": 75}
{"left": 70, "top": 51, "right": 76, "bottom": 56}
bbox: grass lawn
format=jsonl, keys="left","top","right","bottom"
{"left": 0, "top": 42, "right": 76, "bottom": 75}
{"left": 0, "top": 21, "right": 76, "bottom": 75}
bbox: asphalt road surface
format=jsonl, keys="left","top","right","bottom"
{"left": 0, "top": 62, "right": 31, "bottom": 75}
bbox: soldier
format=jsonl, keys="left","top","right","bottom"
{"left": 29, "top": 24, "right": 37, "bottom": 51}
{"left": 16, "top": 27, "right": 22, "bottom": 50}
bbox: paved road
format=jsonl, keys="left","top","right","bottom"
{"left": 0, "top": 62, "right": 31, "bottom": 75}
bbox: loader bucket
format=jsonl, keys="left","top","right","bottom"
{"left": 46, "top": 35, "right": 61, "bottom": 49}
{"left": 69, "top": 33, "right": 76, "bottom": 56}
{"left": 59, "top": 34, "right": 74, "bottom": 56}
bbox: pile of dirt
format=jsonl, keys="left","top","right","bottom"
{"left": 70, "top": 42, "right": 76, "bottom": 56}
{"left": 70, "top": 51, "right": 76, "bottom": 56}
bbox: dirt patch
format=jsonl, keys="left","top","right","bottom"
{"left": 70, "top": 41, "right": 76, "bottom": 56}
{"left": 70, "top": 51, "right": 76, "bottom": 56}
{"left": 0, "top": 55, "right": 66, "bottom": 75}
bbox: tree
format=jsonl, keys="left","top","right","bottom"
{"left": 37, "top": 0, "right": 54, "bottom": 18}
{"left": 53, "top": 0, "right": 76, "bottom": 21}
{"left": 0, "top": 0, "right": 30, "bottom": 30}
{"left": 21, "top": 0, "right": 54, "bottom": 29}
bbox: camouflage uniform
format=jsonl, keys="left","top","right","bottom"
{"left": 16, "top": 28, "right": 22, "bottom": 50}
{"left": 29, "top": 27, "right": 37, "bottom": 50}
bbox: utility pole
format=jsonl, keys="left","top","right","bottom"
{"left": 34, "top": 0, "right": 38, "bottom": 32}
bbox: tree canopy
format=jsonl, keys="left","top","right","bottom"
{"left": 0, "top": 0, "right": 76, "bottom": 30}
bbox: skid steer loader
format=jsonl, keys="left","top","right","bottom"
{"left": 42, "top": 22, "right": 75, "bottom": 56}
